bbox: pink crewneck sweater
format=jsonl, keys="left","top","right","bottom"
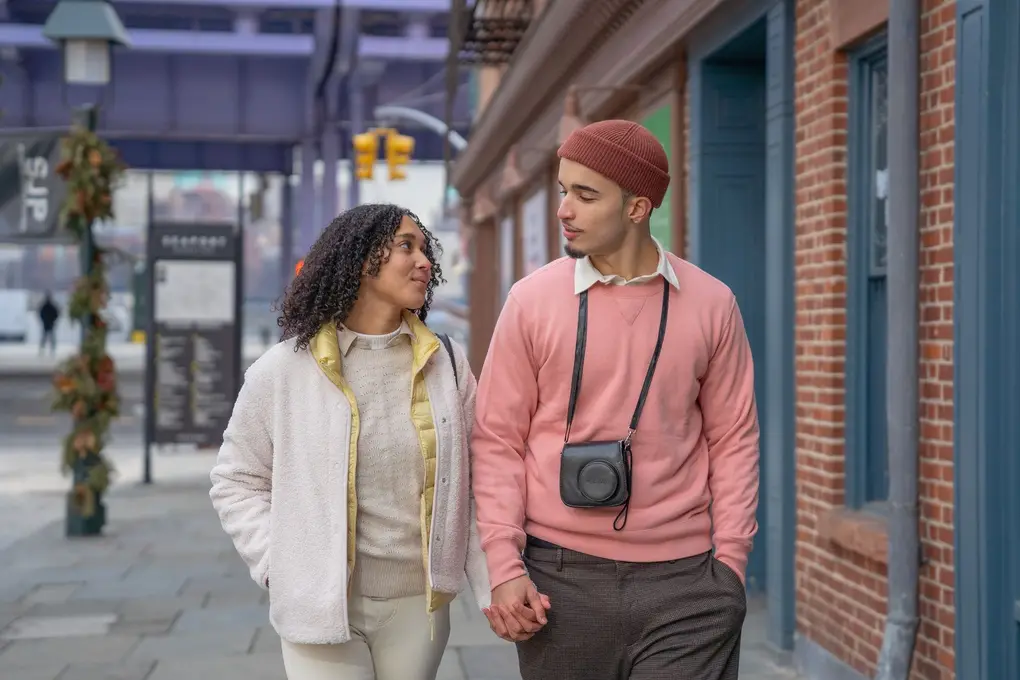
{"left": 471, "top": 254, "right": 760, "bottom": 589}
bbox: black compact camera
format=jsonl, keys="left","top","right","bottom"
{"left": 558, "top": 278, "right": 669, "bottom": 529}
{"left": 560, "top": 439, "right": 632, "bottom": 508}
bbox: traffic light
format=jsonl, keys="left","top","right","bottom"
{"left": 385, "top": 130, "right": 414, "bottom": 181}
{"left": 352, "top": 132, "right": 378, "bottom": 180}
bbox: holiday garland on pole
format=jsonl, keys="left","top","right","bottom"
{"left": 51, "top": 114, "right": 127, "bottom": 533}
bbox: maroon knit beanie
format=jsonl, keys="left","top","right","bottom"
{"left": 557, "top": 119, "right": 671, "bottom": 208}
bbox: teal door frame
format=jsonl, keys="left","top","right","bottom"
{"left": 687, "top": 0, "right": 797, "bottom": 652}
{"left": 954, "top": 0, "right": 1020, "bottom": 677}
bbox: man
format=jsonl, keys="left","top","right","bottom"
{"left": 470, "top": 120, "right": 760, "bottom": 680}
{"left": 38, "top": 291, "right": 59, "bottom": 356}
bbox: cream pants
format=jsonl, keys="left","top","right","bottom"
{"left": 281, "top": 593, "right": 451, "bottom": 680}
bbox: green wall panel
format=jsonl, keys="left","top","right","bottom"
{"left": 642, "top": 104, "right": 673, "bottom": 252}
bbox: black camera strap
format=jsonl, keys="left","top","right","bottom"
{"left": 564, "top": 277, "right": 670, "bottom": 445}
{"left": 562, "top": 277, "right": 670, "bottom": 530}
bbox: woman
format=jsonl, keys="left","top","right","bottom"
{"left": 210, "top": 203, "right": 490, "bottom": 680}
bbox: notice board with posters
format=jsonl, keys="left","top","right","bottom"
{"left": 0, "top": 132, "right": 69, "bottom": 243}
{"left": 641, "top": 104, "right": 673, "bottom": 252}
{"left": 144, "top": 222, "right": 243, "bottom": 450}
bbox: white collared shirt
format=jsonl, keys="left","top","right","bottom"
{"left": 336, "top": 320, "right": 414, "bottom": 356}
{"left": 573, "top": 237, "right": 681, "bottom": 295}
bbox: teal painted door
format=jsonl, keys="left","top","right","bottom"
{"left": 698, "top": 60, "right": 768, "bottom": 592}
{"left": 954, "top": 0, "right": 1020, "bottom": 676}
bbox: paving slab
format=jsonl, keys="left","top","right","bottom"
{"left": 126, "top": 628, "right": 257, "bottom": 663}
{"left": 146, "top": 652, "right": 287, "bottom": 680}
{"left": 58, "top": 660, "right": 157, "bottom": 680}
{"left": 1, "top": 613, "right": 117, "bottom": 640}
{"left": 19, "top": 584, "right": 83, "bottom": 606}
{"left": 0, "top": 634, "right": 140, "bottom": 666}
{"left": 14, "top": 565, "right": 132, "bottom": 588}
{"left": 205, "top": 589, "right": 266, "bottom": 608}
{"left": 117, "top": 595, "right": 204, "bottom": 620}
{"left": 24, "top": 599, "right": 121, "bottom": 618}
{"left": 180, "top": 575, "right": 266, "bottom": 596}
{"left": 172, "top": 604, "right": 269, "bottom": 633}
{"left": 108, "top": 619, "right": 177, "bottom": 636}
{"left": 0, "top": 604, "right": 29, "bottom": 632}
{"left": 0, "top": 661, "right": 69, "bottom": 680}
{"left": 0, "top": 583, "right": 35, "bottom": 604}
{"left": 69, "top": 577, "right": 187, "bottom": 601}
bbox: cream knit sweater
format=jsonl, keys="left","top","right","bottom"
{"left": 342, "top": 326, "right": 427, "bottom": 598}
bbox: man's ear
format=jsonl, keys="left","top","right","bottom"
{"left": 625, "top": 194, "right": 653, "bottom": 224}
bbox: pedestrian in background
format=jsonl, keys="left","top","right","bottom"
{"left": 38, "top": 291, "right": 59, "bottom": 356}
{"left": 471, "top": 120, "right": 760, "bottom": 680}
{"left": 210, "top": 203, "right": 490, "bottom": 680}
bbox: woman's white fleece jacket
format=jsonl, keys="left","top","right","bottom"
{"left": 209, "top": 334, "right": 491, "bottom": 645}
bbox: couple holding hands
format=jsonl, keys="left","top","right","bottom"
{"left": 211, "top": 119, "right": 759, "bottom": 680}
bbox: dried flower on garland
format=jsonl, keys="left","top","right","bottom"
{"left": 50, "top": 122, "right": 127, "bottom": 518}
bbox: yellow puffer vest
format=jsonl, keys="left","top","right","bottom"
{"left": 309, "top": 311, "right": 453, "bottom": 615}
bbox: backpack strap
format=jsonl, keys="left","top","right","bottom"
{"left": 437, "top": 333, "right": 458, "bottom": 389}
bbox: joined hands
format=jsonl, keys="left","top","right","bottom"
{"left": 482, "top": 575, "right": 552, "bottom": 643}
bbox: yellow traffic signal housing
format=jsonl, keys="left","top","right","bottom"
{"left": 385, "top": 131, "right": 414, "bottom": 181}
{"left": 352, "top": 132, "right": 379, "bottom": 180}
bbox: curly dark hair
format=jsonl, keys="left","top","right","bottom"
{"left": 276, "top": 203, "right": 445, "bottom": 351}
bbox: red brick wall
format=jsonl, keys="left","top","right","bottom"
{"left": 792, "top": 0, "right": 956, "bottom": 678}
{"left": 914, "top": 1, "right": 956, "bottom": 676}
{"left": 793, "top": 0, "right": 857, "bottom": 664}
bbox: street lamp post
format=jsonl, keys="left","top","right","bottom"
{"left": 44, "top": 0, "right": 129, "bottom": 538}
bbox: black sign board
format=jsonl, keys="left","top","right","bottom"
{"left": 0, "top": 132, "right": 70, "bottom": 243}
{"left": 144, "top": 222, "right": 243, "bottom": 473}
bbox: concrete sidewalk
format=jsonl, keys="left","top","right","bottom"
{"left": 0, "top": 475, "right": 799, "bottom": 680}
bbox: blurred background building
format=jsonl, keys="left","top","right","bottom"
{"left": 0, "top": 163, "right": 463, "bottom": 349}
